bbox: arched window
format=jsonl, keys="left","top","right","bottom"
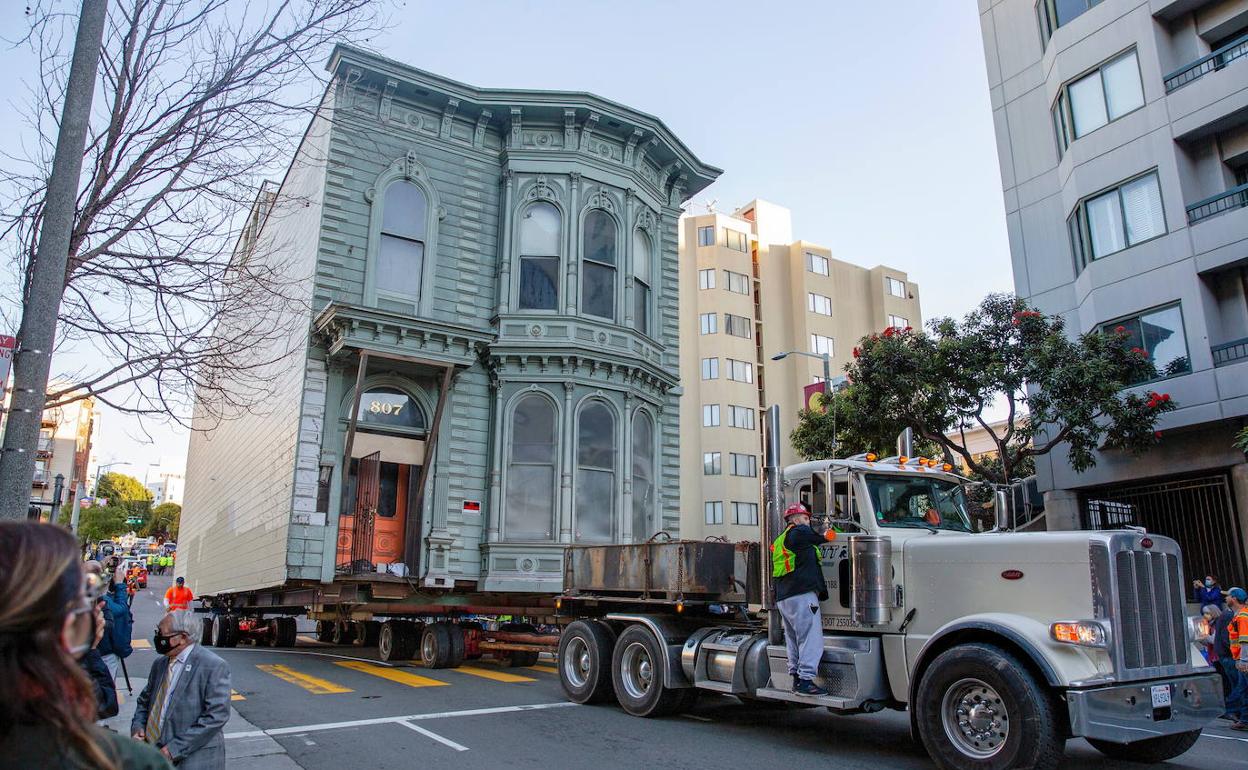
{"left": 631, "top": 411, "right": 654, "bottom": 542}
{"left": 632, "top": 230, "right": 652, "bottom": 335}
{"left": 518, "top": 201, "right": 561, "bottom": 311}
{"left": 377, "top": 180, "right": 428, "bottom": 304}
{"left": 575, "top": 402, "right": 616, "bottom": 542}
{"left": 505, "top": 395, "right": 557, "bottom": 541}
{"left": 582, "top": 210, "right": 616, "bottom": 320}
{"left": 356, "top": 386, "right": 427, "bottom": 434}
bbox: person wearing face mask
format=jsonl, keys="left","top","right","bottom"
{"left": 131, "top": 610, "right": 231, "bottom": 768}
{"left": 0, "top": 521, "right": 170, "bottom": 769}
{"left": 1193, "top": 574, "right": 1225, "bottom": 609}
{"left": 80, "top": 560, "right": 119, "bottom": 720}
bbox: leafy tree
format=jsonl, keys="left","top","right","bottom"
{"left": 77, "top": 505, "right": 129, "bottom": 543}
{"left": 799, "top": 294, "right": 1175, "bottom": 485}
{"left": 791, "top": 392, "right": 941, "bottom": 461}
{"left": 1235, "top": 426, "right": 1248, "bottom": 454}
{"left": 143, "top": 502, "right": 181, "bottom": 541}
{"left": 95, "top": 471, "right": 152, "bottom": 527}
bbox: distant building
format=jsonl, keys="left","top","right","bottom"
{"left": 1, "top": 387, "right": 98, "bottom": 516}
{"left": 146, "top": 465, "right": 185, "bottom": 506}
{"left": 678, "top": 200, "right": 922, "bottom": 540}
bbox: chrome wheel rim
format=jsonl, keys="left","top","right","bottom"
{"left": 421, "top": 630, "right": 435, "bottom": 663}
{"left": 941, "top": 677, "right": 1009, "bottom": 759}
{"left": 379, "top": 626, "right": 392, "bottom": 657}
{"left": 563, "top": 636, "right": 591, "bottom": 688}
{"left": 620, "top": 641, "right": 653, "bottom": 701}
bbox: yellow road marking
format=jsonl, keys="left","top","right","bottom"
{"left": 131, "top": 639, "right": 151, "bottom": 649}
{"left": 231, "top": 690, "right": 245, "bottom": 701}
{"left": 454, "top": 665, "right": 536, "bottom": 683}
{"left": 334, "top": 661, "right": 447, "bottom": 688}
{"left": 529, "top": 665, "right": 558, "bottom": 674}
{"left": 256, "top": 664, "right": 352, "bottom": 694}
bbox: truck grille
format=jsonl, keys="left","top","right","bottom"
{"left": 1113, "top": 550, "right": 1187, "bottom": 671}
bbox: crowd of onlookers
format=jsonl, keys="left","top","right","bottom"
{"left": 1194, "top": 574, "right": 1248, "bottom": 731}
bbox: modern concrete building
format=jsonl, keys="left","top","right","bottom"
{"left": 979, "top": 0, "right": 1248, "bottom": 583}
{"left": 678, "top": 200, "right": 922, "bottom": 540}
{"left": 146, "top": 462, "right": 185, "bottom": 507}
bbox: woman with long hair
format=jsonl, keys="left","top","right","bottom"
{"left": 0, "top": 521, "right": 169, "bottom": 769}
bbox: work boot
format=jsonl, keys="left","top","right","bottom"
{"left": 794, "top": 679, "right": 830, "bottom": 697}
{"left": 791, "top": 673, "right": 800, "bottom": 690}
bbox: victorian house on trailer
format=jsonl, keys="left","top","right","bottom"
{"left": 179, "top": 47, "right": 719, "bottom": 598}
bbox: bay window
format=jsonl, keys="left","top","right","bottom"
{"left": 633, "top": 230, "right": 652, "bottom": 335}
{"left": 575, "top": 402, "right": 616, "bottom": 542}
{"left": 1069, "top": 171, "right": 1165, "bottom": 269}
{"left": 1052, "top": 50, "right": 1143, "bottom": 153}
{"left": 505, "top": 395, "right": 557, "bottom": 541}
{"left": 518, "top": 201, "right": 561, "bottom": 310}
{"left": 582, "top": 210, "right": 617, "bottom": 320}
{"left": 630, "top": 411, "right": 654, "bottom": 542}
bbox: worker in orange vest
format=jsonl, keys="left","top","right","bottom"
{"left": 1225, "top": 587, "right": 1248, "bottom": 730}
{"left": 164, "top": 576, "right": 194, "bottom": 612}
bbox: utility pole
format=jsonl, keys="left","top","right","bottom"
{"left": 0, "top": 0, "right": 108, "bottom": 519}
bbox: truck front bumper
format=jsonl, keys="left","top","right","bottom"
{"left": 1066, "top": 673, "right": 1222, "bottom": 744}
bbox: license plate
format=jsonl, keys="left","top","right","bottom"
{"left": 1151, "top": 684, "right": 1172, "bottom": 708}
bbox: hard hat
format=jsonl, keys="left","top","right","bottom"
{"left": 783, "top": 503, "right": 809, "bottom": 520}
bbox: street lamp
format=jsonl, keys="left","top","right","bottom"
{"left": 771, "top": 350, "right": 836, "bottom": 457}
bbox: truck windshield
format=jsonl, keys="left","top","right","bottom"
{"left": 865, "top": 474, "right": 974, "bottom": 533}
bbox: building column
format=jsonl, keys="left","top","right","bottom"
{"left": 621, "top": 391, "right": 634, "bottom": 543}
{"left": 560, "top": 380, "right": 575, "bottom": 543}
{"left": 496, "top": 170, "right": 515, "bottom": 317}
{"left": 566, "top": 173, "right": 581, "bottom": 316}
{"left": 486, "top": 378, "right": 505, "bottom": 543}
{"left": 1043, "top": 488, "right": 1081, "bottom": 531}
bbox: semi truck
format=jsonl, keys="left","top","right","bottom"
{"left": 555, "top": 406, "right": 1222, "bottom": 770}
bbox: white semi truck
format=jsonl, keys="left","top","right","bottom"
{"left": 556, "top": 406, "right": 1222, "bottom": 769}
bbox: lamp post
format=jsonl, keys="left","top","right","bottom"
{"left": 772, "top": 350, "right": 836, "bottom": 457}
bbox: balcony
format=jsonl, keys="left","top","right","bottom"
{"left": 1165, "top": 32, "right": 1248, "bottom": 92}
{"left": 1213, "top": 337, "right": 1248, "bottom": 367}
{"left": 1187, "top": 182, "right": 1248, "bottom": 224}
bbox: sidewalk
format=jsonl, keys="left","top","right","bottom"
{"left": 102, "top": 676, "right": 300, "bottom": 769}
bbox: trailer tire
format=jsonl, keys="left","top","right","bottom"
{"left": 352, "top": 620, "right": 381, "bottom": 647}
{"left": 276, "top": 617, "right": 298, "bottom": 648}
{"left": 200, "top": 616, "right": 214, "bottom": 647}
{"left": 1087, "top": 731, "right": 1201, "bottom": 763}
{"left": 265, "top": 618, "right": 283, "bottom": 647}
{"left": 214, "top": 615, "right": 239, "bottom": 648}
{"left": 379, "top": 620, "right": 418, "bottom": 661}
{"left": 331, "top": 620, "right": 356, "bottom": 646}
{"left": 315, "top": 620, "right": 334, "bottom": 643}
{"left": 611, "top": 624, "right": 689, "bottom": 718}
{"left": 559, "top": 620, "right": 616, "bottom": 704}
{"left": 915, "top": 642, "right": 1064, "bottom": 770}
{"left": 421, "top": 622, "right": 458, "bottom": 669}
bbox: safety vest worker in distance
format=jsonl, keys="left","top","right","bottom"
{"left": 165, "top": 585, "right": 194, "bottom": 611}
{"left": 771, "top": 525, "right": 829, "bottom": 578}
{"left": 1230, "top": 608, "right": 1248, "bottom": 660}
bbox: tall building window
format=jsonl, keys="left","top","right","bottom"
{"left": 701, "top": 357, "right": 719, "bottom": 380}
{"left": 582, "top": 210, "right": 617, "bottom": 320}
{"left": 1037, "top": 0, "right": 1104, "bottom": 43}
{"left": 730, "top": 453, "right": 758, "bottom": 477}
{"left": 728, "top": 405, "right": 755, "bottom": 430}
{"left": 699, "top": 312, "right": 718, "bottom": 335}
{"left": 806, "top": 252, "right": 830, "bottom": 276}
{"left": 631, "top": 411, "right": 654, "bottom": 543}
{"left": 724, "top": 313, "right": 753, "bottom": 339}
{"left": 808, "top": 293, "right": 832, "bottom": 316}
{"left": 733, "top": 502, "right": 759, "bottom": 526}
{"left": 633, "top": 230, "right": 652, "bottom": 336}
{"left": 727, "top": 359, "right": 754, "bottom": 383}
{"left": 725, "top": 270, "right": 750, "bottom": 295}
{"left": 725, "top": 229, "right": 748, "bottom": 252}
{"left": 697, "top": 226, "right": 715, "bottom": 247}
{"left": 886, "top": 277, "right": 906, "bottom": 297}
{"left": 517, "top": 201, "right": 561, "bottom": 310}
{"left": 1052, "top": 49, "right": 1144, "bottom": 153}
{"left": 703, "top": 452, "right": 722, "bottom": 475}
{"left": 1100, "top": 303, "right": 1191, "bottom": 384}
{"left": 575, "top": 402, "right": 616, "bottom": 542}
{"left": 377, "top": 180, "right": 427, "bottom": 305}
{"left": 702, "top": 404, "right": 721, "bottom": 427}
{"left": 888, "top": 315, "right": 909, "bottom": 329}
{"left": 704, "top": 501, "right": 724, "bottom": 525}
{"left": 810, "top": 334, "right": 834, "bottom": 356}
{"left": 698, "top": 268, "right": 716, "bottom": 290}
{"left": 505, "top": 394, "right": 557, "bottom": 541}
{"left": 1068, "top": 171, "right": 1165, "bottom": 269}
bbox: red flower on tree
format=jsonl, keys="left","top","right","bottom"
{"left": 1114, "top": 325, "right": 1126, "bottom": 334}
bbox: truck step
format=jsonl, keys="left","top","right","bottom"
{"left": 694, "top": 680, "right": 743, "bottom": 694}
{"left": 753, "top": 686, "right": 855, "bottom": 710}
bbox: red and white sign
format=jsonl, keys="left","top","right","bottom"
{"left": 0, "top": 335, "right": 14, "bottom": 390}
{"left": 462, "top": 500, "right": 481, "bottom": 514}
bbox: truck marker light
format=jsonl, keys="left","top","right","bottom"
{"left": 898, "top": 456, "right": 909, "bottom": 465}
{"left": 1050, "top": 621, "right": 1107, "bottom": 647}
{"left": 942, "top": 463, "right": 953, "bottom": 472}
{"left": 1001, "top": 570, "right": 1024, "bottom": 580}
{"left": 1140, "top": 538, "right": 1153, "bottom": 549}
{"left": 555, "top": 597, "right": 562, "bottom": 610}
{"left": 865, "top": 453, "right": 877, "bottom": 462}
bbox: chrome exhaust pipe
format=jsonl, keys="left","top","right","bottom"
{"left": 763, "top": 404, "right": 783, "bottom": 643}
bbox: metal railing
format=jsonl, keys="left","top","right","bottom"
{"left": 1164, "top": 31, "right": 1248, "bottom": 92}
{"left": 1186, "top": 182, "right": 1248, "bottom": 224}
{"left": 1213, "top": 337, "right": 1248, "bottom": 367}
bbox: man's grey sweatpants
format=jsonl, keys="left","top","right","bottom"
{"left": 776, "top": 591, "right": 823, "bottom": 681}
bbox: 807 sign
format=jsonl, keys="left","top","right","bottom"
{"left": 357, "top": 387, "right": 424, "bottom": 431}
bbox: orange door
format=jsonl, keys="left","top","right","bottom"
{"left": 373, "top": 462, "right": 414, "bottom": 564}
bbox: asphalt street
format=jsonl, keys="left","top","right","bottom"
{"left": 119, "top": 574, "right": 1248, "bottom": 769}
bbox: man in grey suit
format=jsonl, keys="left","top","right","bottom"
{"left": 132, "top": 610, "right": 231, "bottom": 768}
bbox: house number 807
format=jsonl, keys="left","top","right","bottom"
{"left": 368, "top": 400, "right": 403, "bottom": 415}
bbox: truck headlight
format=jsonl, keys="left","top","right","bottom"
{"left": 1051, "top": 621, "right": 1108, "bottom": 648}
{"left": 1187, "top": 615, "right": 1209, "bottom": 642}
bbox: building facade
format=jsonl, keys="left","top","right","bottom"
{"left": 146, "top": 463, "right": 185, "bottom": 507}
{"left": 28, "top": 391, "right": 96, "bottom": 515}
{"left": 678, "top": 200, "right": 922, "bottom": 539}
{"left": 979, "top": 0, "right": 1248, "bottom": 582}
{"left": 180, "top": 47, "right": 718, "bottom": 596}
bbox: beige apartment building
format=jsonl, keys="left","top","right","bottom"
{"left": 678, "top": 199, "right": 922, "bottom": 539}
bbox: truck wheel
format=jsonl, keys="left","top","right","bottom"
{"left": 276, "top": 617, "right": 298, "bottom": 647}
{"left": 352, "top": 620, "right": 381, "bottom": 647}
{"left": 214, "top": 615, "right": 238, "bottom": 648}
{"left": 331, "top": 620, "right": 356, "bottom": 645}
{"left": 265, "top": 618, "right": 283, "bottom": 647}
{"left": 315, "top": 620, "right": 334, "bottom": 643}
{"left": 1087, "top": 731, "right": 1200, "bottom": 763}
{"left": 915, "top": 643, "right": 1063, "bottom": 770}
{"left": 421, "top": 622, "right": 458, "bottom": 668}
{"left": 611, "top": 624, "right": 690, "bottom": 718}
{"left": 559, "top": 620, "right": 616, "bottom": 704}
{"left": 200, "top": 616, "right": 215, "bottom": 646}
{"left": 379, "top": 620, "right": 418, "bottom": 661}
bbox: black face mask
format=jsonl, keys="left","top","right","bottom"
{"left": 153, "top": 632, "right": 179, "bottom": 655}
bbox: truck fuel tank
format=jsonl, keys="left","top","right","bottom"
{"left": 850, "top": 535, "right": 893, "bottom": 625}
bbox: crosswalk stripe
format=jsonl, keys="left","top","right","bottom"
{"left": 231, "top": 690, "right": 246, "bottom": 701}
{"left": 131, "top": 639, "right": 151, "bottom": 649}
{"left": 453, "top": 665, "right": 536, "bottom": 683}
{"left": 256, "top": 664, "right": 353, "bottom": 694}
{"left": 334, "top": 661, "right": 447, "bottom": 688}
{"left": 528, "top": 665, "right": 558, "bottom": 674}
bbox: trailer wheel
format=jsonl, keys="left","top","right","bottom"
{"left": 352, "top": 620, "right": 381, "bottom": 647}
{"left": 421, "top": 622, "right": 461, "bottom": 669}
{"left": 1087, "top": 731, "right": 1200, "bottom": 763}
{"left": 265, "top": 618, "right": 283, "bottom": 647}
{"left": 611, "top": 624, "right": 689, "bottom": 718}
{"left": 331, "top": 620, "right": 356, "bottom": 645}
{"left": 315, "top": 620, "right": 334, "bottom": 643}
{"left": 559, "top": 620, "right": 616, "bottom": 704}
{"left": 915, "top": 642, "right": 1064, "bottom": 770}
{"left": 379, "top": 620, "right": 418, "bottom": 661}
{"left": 276, "top": 617, "right": 298, "bottom": 648}
{"left": 200, "top": 616, "right": 215, "bottom": 646}
{"left": 213, "top": 615, "right": 239, "bottom": 648}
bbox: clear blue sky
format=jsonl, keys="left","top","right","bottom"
{"left": 1, "top": 0, "right": 1012, "bottom": 474}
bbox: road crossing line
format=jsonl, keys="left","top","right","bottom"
{"left": 334, "top": 660, "right": 448, "bottom": 688}
{"left": 453, "top": 665, "right": 537, "bottom": 683}
{"left": 224, "top": 701, "right": 577, "bottom": 740}
{"left": 528, "top": 664, "right": 558, "bottom": 674}
{"left": 396, "top": 720, "right": 469, "bottom": 752}
{"left": 131, "top": 639, "right": 151, "bottom": 649}
{"left": 231, "top": 690, "right": 246, "bottom": 701}
{"left": 256, "top": 664, "right": 353, "bottom": 694}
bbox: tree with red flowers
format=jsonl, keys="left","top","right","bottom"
{"left": 793, "top": 293, "right": 1176, "bottom": 485}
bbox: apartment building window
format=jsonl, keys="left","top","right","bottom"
{"left": 725, "top": 313, "right": 753, "bottom": 339}
{"left": 1037, "top": 0, "right": 1103, "bottom": 43}
{"left": 37, "top": 429, "right": 53, "bottom": 455}
{"left": 703, "top": 452, "right": 722, "bottom": 475}
{"left": 1052, "top": 49, "right": 1144, "bottom": 153}
{"left": 810, "top": 334, "right": 834, "bottom": 356}
{"left": 700, "top": 312, "right": 718, "bottom": 334}
{"left": 697, "top": 226, "right": 715, "bottom": 247}
{"left": 727, "top": 359, "right": 754, "bottom": 383}
{"left": 807, "top": 293, "right": 832, "bottom": 316}
{"left": 730, "top": 453, "right": 758, "bottom": 477}
{"left": 705, "top": 501, "right": 724, "bottom": 525}
{"left": 728, "top": 405, "right": 756, "bottom": 430}
{"left": 888, "top": 314, "right": 909, "bottom": 330}
{"left": 886, "top": 277, "right": 906, "bottom": 298}
{"left": 725, "top": 270, "right": 750, "bottom": 295}
{"left": 698, "top": 268, "right": 716, "bottom": 290}
{"left": 702, "top": 404, "right": 721, "bottom": 427}
{"left": 701, "top": 357, "right": 719, "bottom": 380}
{"left": 1100, "top": 303, "right": 1190, "bottom": 383}
{"left": 725, "top": 229, "right": 748, "bottom": 252}
{"left": 733, "top": 502, "right": 759, "bottom": 526}
{"left": 806, "top": 252, "right": 829, "bottom": 276}
{"left": 1068, "top": 171, "right": 1165, "bottom": 269}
